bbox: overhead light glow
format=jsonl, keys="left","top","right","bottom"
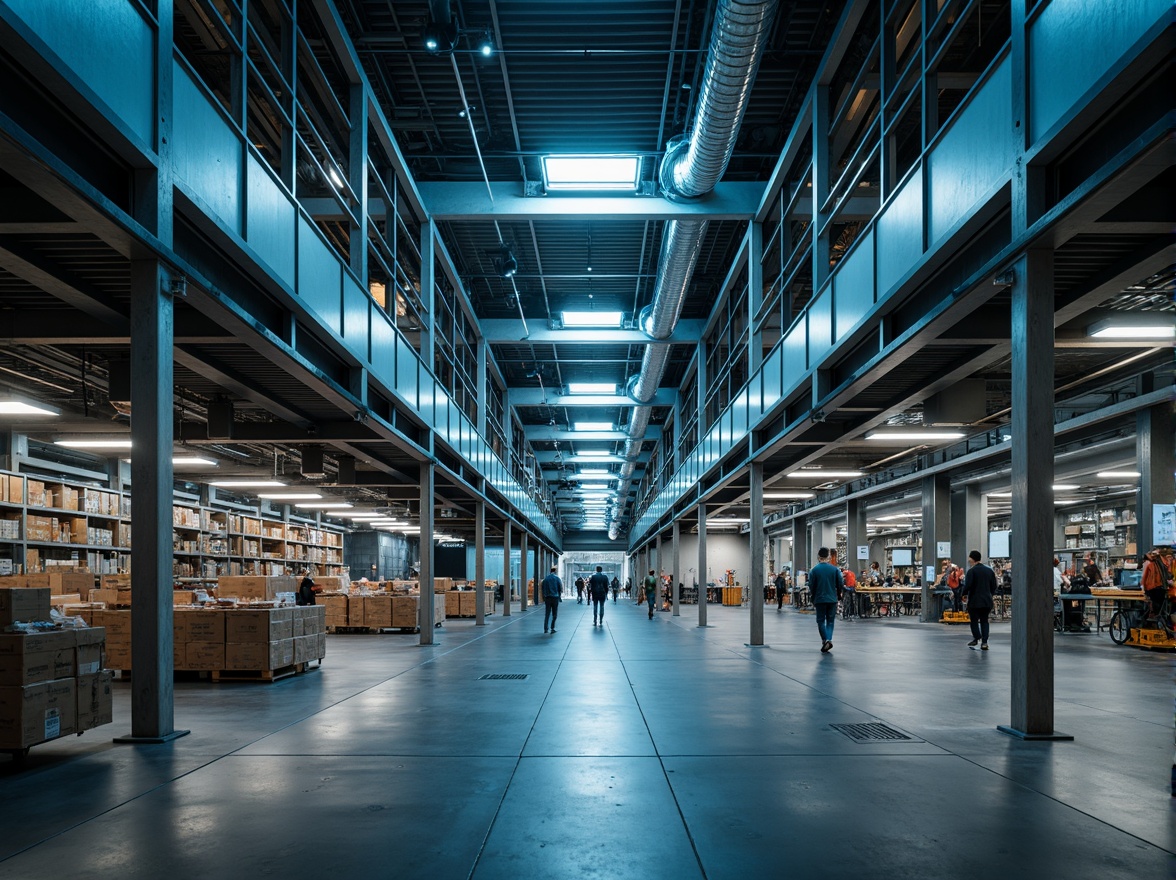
{"left": 708, "top": 517, "right": 750, "bottom": 524}
{"left": 1086, "top": 319, "right": 1174, "bottom": 339}
{"left": 578, "top": 468, "right": 613, "bottom": 476}
{"left": 764, "top": 492, "right": 815, "bottom": 500}
{"left": 576, "top": 451, "right": 616, "bottom": 459}
{"left": 211, "top": 480, "right": 286, "bottom": 488}
{"left": 55, "top": 439, "right": 133, "bottom": 449}
{"left": 327, "top": 165, "right": 346, "bottom": 189}
{"left": 0, "top": 400, "right": 59, "bottom": 416}
{"left": 579, "top": 483, "right": 612, "bottom": 490}
{"left": 343, "top": 512, "right": 384, "bottom": 519}
{"left": 258, "top": 493, "right": 322, "bottom": 500}
{"left": 1051, "top": 484, "right": 1079, "bottom": 491}
{"left": 1096, "top": 470, "right": 1141, "bottom": 479}
{"left": 568, "top": 382, "right": 617, "bottom": 394}
{"left": 864, "top": 430, "right": 965, "bottom": 441}
{"left": 785, "top": 469, "right": 864, "bottom": 478}
{"left": 542, "top": 155, "right": 640, "bottom": 191}
{"left": 987, "top": 492, "right": 1012, "bottom": 498}
{"left": 172, "top": 456, "right": 218, "bottom": 466}
{"left": 876, "top": 513, "right": 917, "bottom": 521}
{"left": 561, "top": 311, "right": 625, "bottom": 328}
{"left": 573, "top": 422, "right": 613, "bottom": 432}
{"left": 295, "top": 502, "right": 354, "bottom": 509}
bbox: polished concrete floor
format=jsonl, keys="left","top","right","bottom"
{"left": 0, "top": 598, "right": 1171, "bottom": 878}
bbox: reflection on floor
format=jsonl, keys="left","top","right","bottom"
{"left": 1, "top": 600, "right": 1171, "bottom": 878}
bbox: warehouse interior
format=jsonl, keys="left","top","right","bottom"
{"left": 0, "top": 0, "right": 1172, "bottom": 876}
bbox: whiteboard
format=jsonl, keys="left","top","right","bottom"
{"left": 891, "top": 548, "right": 913, "bottom": 567}
{"left": 989, "top": 530, "right": 1010, "bottom": 558}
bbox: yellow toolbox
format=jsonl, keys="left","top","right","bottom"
{"left": 941, "top": 611, "right": 970, "bottom": 624}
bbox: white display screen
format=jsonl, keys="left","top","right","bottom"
{"left": 891, "top": 548, "right": 913, "bottom": 567}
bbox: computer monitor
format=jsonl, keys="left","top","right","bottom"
{"left": 1115, "top": 568, "right": 1142, "bottom": 589}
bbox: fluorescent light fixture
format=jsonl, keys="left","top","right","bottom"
{"left": 561, "top": 311, "right": 625, "bottom": 328}
{"left": 54, "top": 438, "right": 132, "bottom": 449}
{"left": 865, "top": 430, "right": 965, "bottom": 441}
{"left": 1096, "top": 470, "right": 1141, "bottom": 479}
{"left": 1086, "top": 319, "right": 1174, "bottom": 339}
{"left": 573, "top": 422, "right": 613, "bottom": 432}
{"left": 567, "top": 382, "right": 618, "bottom": 394}
{"left": 0, "top": 399, "right": 59, "bottom": 416}
{"left": 578, "top": 468, "right": 613, "bottom": 476}
{"left": 343, "top": 512, "right": 384, "bottom": 519}
{"left": 708, "top": 517, "right": 750, "bottom": 524}
{"left": 576, "top": 451, "right": 615, "bottom": 459}
{"left": 327, "top": 165, "right": 346, "bottom": 189}
{"left": 295, "top": 502, "right": 354, "bottom": 509}
{"left": 542, "top": 155, "right": 640, "bottom": 191}
{"left": 579, "top": 483, "right": 612, "bottom": 490}
{"left": 876, "top": 513, "right": 917, "bottom": 521}
{"left": 785, "top": 469, "right": 863, "bottom": 479}
{"left": 987, "top": 492, "right": 1012, "bottom": 498}
{"left": 1051, "top": 484, "right": 1079, "bottom": 491}
{"left": 764, "top": 492, "right": 815, "bottom": 500}
{"left": 211, "top": 480, "right": 285, "bottom": 488}
{"left": 172, "top": 456, "right": 217, "bottom": 466}
{"left": 258, "top": 492, "right": 322, "bottom": 500}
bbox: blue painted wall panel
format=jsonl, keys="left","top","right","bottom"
{"left": 807, "top": 287, "right": 833, "bottom": 368}
{"left": 8, "top": 0, "right": 153, "bottom": 142}
{"left": 396, "top": 339, "right": 418, "bottom": 408}
{"left": 342, "top": 276, "right": 370, "bottom": 361}
{"left": 782, "top": 321, "right": 807, "bottom": 391}
{"left": 296, "top": 216, "right": 342, "bottom": 335}
{"left": 875, "top": 169, "right": 924, "bottom": 298}
{"left": 928, "top": 57, "right": 1014, "bottom": 244}
{"left": 1029, "top": 0, "right": 1168, "bottom": 142}
{"left": 833, "top": 229, "right": 875, "bottom": 340}
{"left": 173, "top": 66, "right": 242, "bottom": 234}
{"left": 245, "top": 155, "right": 295, "bottom": 287}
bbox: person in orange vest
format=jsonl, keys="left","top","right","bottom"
{"left": 840, "top": 566, "right": 857, "bottom": 618}
{"left": 946, "top": 562, "right": 963, "bottom": 612}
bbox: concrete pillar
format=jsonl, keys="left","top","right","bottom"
{"left": 475, "top": 500, "right": 486, "bottom": 625}
{"left": 813, "top": 522, "right": 837, "bottom": 561}
{"left": 1138, "top": 398, "right": 1174, "bottom": 563}
{"left": 749, "top": 461, "right": 765, "bottom": 645}
{"left": 952, "top": 485, "right": 988, "bottom": 565}
{"left": 1003, "top": 249, "right": 1066, "bottom": 740}
{"left": 119, "top": 260, "right": 185, "bottom": 744}
{"left": 418, "top": 462, "right": 436, "bottom": 644}
{"left": 698, "top": 505, "right": 708, "bottom": 626}
{"left": 846, "top": 499, "right": 868, "bottom": 574}
{"left": 501, "top": 521, "right": 512, "bottom": 616}
{"left": 671, "top": 520, "right": 681, "bottom": 616}
{"left": 793, "top": 516, "right": 809, "bottom": 573}
{"left": 921, "top": 474, "right": 950, "bottom": 622}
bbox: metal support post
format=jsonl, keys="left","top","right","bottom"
{"left": 672, "top": 519, "right": 681, "bottom": 616}
{"left": 698, "top": 505, "right": 708, "bottom": 626}
{"left": 519, "top": 532, "right": 528, "bottom": 612}
{"left": 475, "top": 500, "right": 486, "bottom": 625}
{"left": 749, "top": 461, "right": 765, "bottom": 645}
{"left": 418, "top": 462, "right": 436, "bottom": 644}
{"left": 502, "top": 521, "right": 512, "bottom": 616}
{"left": 921, "top": 474, "right": 950, "bottom": 622}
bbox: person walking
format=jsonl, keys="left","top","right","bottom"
{"left": 810, "top": 548, "right": 843, "bottom": 653}
{"left": 962, "top": 549, "right": 996, "bottom": 650}
{"left": 775, "top": 570, "right": 787, "bottom": 611}
{"left": 541, "top": 565, "right": 562, "bottom": 634}
{"left": 643, "top": 569, "right": 658, "bottom": 619}
{"left": 575, "top": 575, "right": 585, "bottom": 604}
{"left": 610, "top": 575, "right": 620, "bottom": 603}
{"left": 589, "top": 565, "right": 610, "bottom": 625}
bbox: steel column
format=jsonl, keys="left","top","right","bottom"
{"left": 921, "top": 474, "right": 950, "bottom": 622}
{"left": 846, "top": 498, "right": 868, "bottom": 574}
{"left": 519, "top": 532, "right": 528, "bottom": 612}
{"left": 1003, "top": 250, "right": 1064, "bottom": 739}
{"left": 671, "top": 519, "right": 681, "bottom": 616}
{"left": 475, "top": 500, "right": 486, "bottom": 625}
{"left": 1138, "top": 398, "right": 1174, "bottom": 562}
{"left": 501, "top": 521, "right": 512, "bottom": 615}
{"left": 749, "top": 461, "right": 765, "bottom": 645}
{"left": 698, "top": 504, "right": 708, "bottom": 626}
{"left": 418, "top": 462, "right": 436, "bottom": 644}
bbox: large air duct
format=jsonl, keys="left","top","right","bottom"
{"left": 610, "top": 0, "right": 778, "bottom": 541}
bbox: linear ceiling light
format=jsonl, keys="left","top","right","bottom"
{"left": 1096, "top": 470, "right": 1141, "bottom": 478}
{"left": 567, "top": 382, "right": 618, "bottom": 394}
{"left": 561, "top": 311, "right": 625, "bottom": 328}
{"left": 1086, "top": 319, "right": 1174, "bottom": 339}
{"left": 876, "top": 513, "right": 918, "bottom": 521}
{"left": 542, "top": 155, "right": 640, "bottom": 191}
{"left": 573, "top": 422, "right": 614, "bottom": 432}
{"left": 54, "top": 438, "right": 132, "bottom": 449}
{"left": 0, "top": 399, "right": 59, "bottom": 416}
{"left": 785, "top": 469, "right": 863, "bottom": 478}
{"left": 211, "top": 480, "right": 286, "bottom": 488}
{"left": 764, "top": 492, "right": 815, "bottom": 500}
{"left": 864, "top": 430, "right": 966, "bottom": 441}
{"left": 708, "top": 517, "right": 750, "bottom": 524}
{"left": 258, "top": 493, "right": 323, "bottom": 500}
{"left": 578, "top": 468, "right": 614, "bottom": 476}
{"left": 295, "top": 502, "right": 354, "bottom": 509}
{"left": 576, "top": 451, "right": 616, "bottom": 459}
{"left": 172, "top": 456, "right": 218, "bottom": 466}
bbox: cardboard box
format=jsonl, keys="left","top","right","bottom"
{"left": 322, "top": 595, "right": 347, "bottom": 628}
{"left": 0, "top": 677, "right": 77, "bottom": 748}
{"left": 26, "top": 572, "right": 93, "bottom": 593}
{"left": 173, "top": 640, "right": 184, "bottom": 668}
{"left": 435, "top": 592, "right": 446, "bottom": 623}
{"left": 391, "top": 595, "right": 418, "bottom": 629}
{"left": 224, "top": 640, "right": 290, "bottom": 671}
{"left": 0, "top": 630, "right": 76, "bottom": 685}
{"left": 172, "top": 590, "right": 196, "bottom": 606}
{"left": 186, "top": 613, "right": 226, "bottom": 644}
{"left": 306, "top": 605, "right": 325, "bottom": 633}
{"left": 75, "top": 627, "right": 106, "bottom": 676}
{"left": 185, "top": 643, "right": 225, "bottom": 670}
{"left": 91, "top": 609, "right": 132, "bottom": 637}
{"left": 293, "top": 634, "right": 311, "bottom": 664}
{"left": 89, "top": 588, "right": 131, "bottom": 607}
{"left": 105, "top": 644, "right": 131, "bottom": 671}
{"left": 76, "top": 671, "right": 113, "bottom": 732}
{"left": 346, "top": 596, "right": 364, "bottom": 627}
{"left": 215, "top": 576, "right": 297, "bottom": 600}
{"left": 100, "top": 574, "right": 132, "bottom": 590}
{"left": 445, "top": 591, "right": 462, "bottom": 617}
{"left": 292, "top": 613, "right": 305, "bottom": 637}
{"left": 433, "top": 577, "right": 453, "bottom": 593}
{"left": 0, "top": 587, "right": 51, "bottom": 626}
{"left": 363, "top": 595, "right": 393, "bottom": 628}
{"left": 224, "top": 609, "right": 288, "bottom": 643}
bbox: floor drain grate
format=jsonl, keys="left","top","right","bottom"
{"left": 478, "top": 673, "right": 529, "bottom": 680}
{"left": 830, "top": 722, "right": 917, "bottom": 743}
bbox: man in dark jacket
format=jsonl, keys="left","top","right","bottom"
{"left": 541, "top": 565, "right": 562, "bottom": 634}
{"left": 588, "top": 566, "right": 611, "bottom": 626}
{"left": 297, "top": 571, "right": 317, "bottom": 606}
{"left": 961, "top": 549, "right": 996, "bottom": 650}
{"left": 809, "top": 548, "right": 844, "bottom": 653}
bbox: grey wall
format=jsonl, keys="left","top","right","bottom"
{"left": 672, "top": 533, "right": 751, "bottom": 586}
{"left": 344, "top": 530, "right": 415, "bottom": 580}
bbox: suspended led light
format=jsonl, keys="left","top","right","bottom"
{"left": 211, "top": 480, "right": 286, "bottom": 488}
{"left": 0, "top": 398, "right": 59, "bottom": 416}
{"left": 864, "top": 430, "right": 965, "bottom": 441}
{"left": 542, "top": 155, "right": 640, "bottom": 191}
{"left": 785, "top": 469, "right": 863, "bottom": 479}
{"left": 327, "top": 165, "right": 346, "bottom": 189}
{"left": 561, "top": 311, "right": 625, "bottom": 328}
{"left": 1086, "top": 318, "right": 1174, "bottom": 339}
{"left": 708, "top": 517, "right": 750, "bottom": 524}
{"left": 295, "top": 502, "right": 354, "bottom": 509}
{"left": 54, "top": 438, "right": 132, "bottom": 449}
{"left": 567, "top": 382, "right": 617, "bottom": 394}
{"left": 172, "top": 456, "right": 218, "bottom": 466}
{"left": 1096, "top": 470, "right": 1141, "bottom": 478}
{"left": 258, "top": 492, "right": 322, "bottom": 500}
{"left": 494, "top": 245, "right": 519, "bottom": 279}
{"left": 763, "top": 492, "right": 815, "bottom": 500}
{"left": 1051, "top": 484, "right": 1080, "bottom": 491}
{"left": 573, "top": 422, "right": 613, "bottom": 432}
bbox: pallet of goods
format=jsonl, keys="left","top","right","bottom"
{"left": 323, "top": 590, "right": 448, "bottom": 633}
{"left": 0, "top": 586, "right": 113, "bottom": 758}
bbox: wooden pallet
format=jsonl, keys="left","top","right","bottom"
{"left": 210, "top": 660, "right": 322, "bottom": 682}
{"left": 327, "top": 625, "right": 420, "bottom": 634}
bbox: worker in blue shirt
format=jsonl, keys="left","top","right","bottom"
{"left": 809, "top": 547, "right": 844, "bottom": 653}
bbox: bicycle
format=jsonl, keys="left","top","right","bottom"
{"left": 1108, "top": 593, "right": 1174, "bottom": 645}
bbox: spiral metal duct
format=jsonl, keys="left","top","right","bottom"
{"left": 609, "top": 0, "right": 778, "bottom": 541}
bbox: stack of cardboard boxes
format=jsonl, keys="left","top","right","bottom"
{"left": 319, "top": 592, "right": 448, "bottom": 631}
{"left": 0, "top": 586, "right": 112, "bottom": 750}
